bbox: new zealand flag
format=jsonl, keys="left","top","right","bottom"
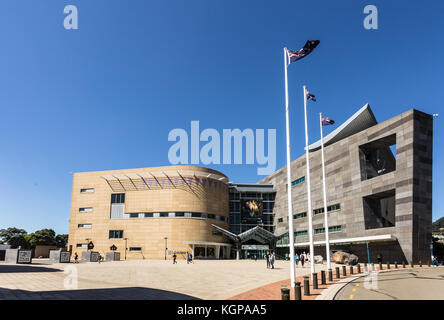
{"left": 287, "top": 40, "right": 320, "bottom": 64}
{"left": 322, "top": 117, "right": 335, "bottom": 126}
{"left": 306, "top": 91, "right": 316, "bottom": 102}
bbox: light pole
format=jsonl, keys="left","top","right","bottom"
{"left": 164, "top": 237, "right": 168, "bottom": 260}
{"left": 124, "top": 238, "right": 128, "bottom": 260}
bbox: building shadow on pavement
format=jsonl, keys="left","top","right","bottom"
{"left": 0, "top": 287, "right": 200, "bottom": 300}
{"left": 0, "top": 265, "right": 62, "bottom": 273}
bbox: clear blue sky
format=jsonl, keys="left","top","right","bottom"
{"left": 0, "top": 0, "right": 442, "bottom": 234}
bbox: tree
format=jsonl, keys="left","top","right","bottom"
{"left": 0, "top": 227, "right": 28, "bottom": 246}
{"left": 28, "top": 229, "right": 56, "bottom": 247}
{"left": 55, "top": 234, "right": 68, "bottom": 248}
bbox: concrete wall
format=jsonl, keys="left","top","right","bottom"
{"left": 261, "top": 109, "right": 433, "bottom": 264}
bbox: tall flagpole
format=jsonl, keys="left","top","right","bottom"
{"left": 320, "top": 112, "right": 331, "bottom": 270}
{"left": 303, "top": 85, "right": 315, "bottom": 277}
{"left": 284, "top": 47, "right": 296, "bottom": 287}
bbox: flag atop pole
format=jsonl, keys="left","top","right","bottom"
{"left": 283, "top": 47, "right": 296, "bottom": 287}
{"left": 322, "top": 117, "right": 335, "bottom": 126}
{"left": 284, "top": 40, "right": 320, "bottom": 287}
{"left": 287, "top": 40, "right": 320, "bottom": 64}
{"left": 303, "top": 85, "right": 316, "bottom": 278}
{"left": 320, "top": 112, "right": 335, "bottom": 271}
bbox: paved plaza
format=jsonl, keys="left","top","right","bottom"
{"left": 0, "top": 259, "right": 335, "bottom": 300}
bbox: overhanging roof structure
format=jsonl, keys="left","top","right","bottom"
{"left": 277, "top": 234, "right": 397, "bottom": 247}
{"left": 308, "top": 103, "right": 377, "bottom": 152}
{"left": 211, "top": 224, "right": 276, "bottom": 244}
{"left": 229, "top": 183, "right": 276, "bottom": 193}
{"left": 101, "top": 169, "right": 228, "bottom": 193}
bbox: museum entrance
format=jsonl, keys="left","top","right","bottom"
{"left": 241, "top": 244, "right": 270, "bottom": 259}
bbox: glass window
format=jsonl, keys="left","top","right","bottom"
{"left": 80, "top": 188, "right": 94, "bottom": 193}
{"left": 329, "top": 225, "right": 342, "bottom": 232}
{"left": 129, "top": 247, "right": 141, "bottom": 252}
{"left": 207, "top": 214, "right": 215, "bottom": 219}
{"left": 294, "top": 212, "right": 307, "bottom": 219}
{"left": 191, "top": 213, "right": 202, "bottom": 218}
{"left": 175, "top": 212, "right": 185, "bottom": 217}
{"left": 111, "top": 193, "right": 125, "bottom": 204}
{"left": 230, "top": 214, "right": 240, "bottom": 224}
{"left": 159, "top": 212, "right": 168, "bottom": 217}
{"left": 278, "top": 218, "right": 283, "bottom": 223}
{"left": 291, "top": 176, "right": 305, "bottom": 187}
{"left": 109, "top": 230, "right": 124, "bottom": 239}
{"left": 144, "top": 213, "right": 153, "bottom": 218}
{"left": 129, "top": 213, "right": 138, "bottom": 218}
{"left": 78, "top": 224, "right": 92, "bottom": 229}
{"left": 328, "top": 203, "right": 341, "bottom": 211}
{"left": 79, "top": 207, "right": 93, "bottom": 212}
{"left": 76, "top": 243, "right": 88, "bottom": 248}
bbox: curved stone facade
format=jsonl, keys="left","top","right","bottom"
{"left": 68, "top": 165, "right": 230, "bottom": 260}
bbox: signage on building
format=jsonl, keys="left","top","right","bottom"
{"left": 241, "top": 245, "right": 269, "bottom": 250}
{"left": 168, "top": 250, "right": 187, "bottom": 255}
{"left": 241, "top": 199, "right": 263, "bottom": 223}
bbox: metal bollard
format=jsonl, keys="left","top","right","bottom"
{"left": 281, "top": 287, "right": 290, "bottom": 300}
{"left": 328, "top": 268, "right": 333, "bottom": 282}
{"left": 342, "top": 265, "right": 347, "bottom": 276}
{"left": 364, "top": 263, "right": 368, "bottom": 273}
{"left": 410, "top": 261, "right": 414, "bottom": 268}
{"left": 294, "top": 282, "right": 302, "bottom": 300}
{"left": 335, "top": 267, "right": 340, "bottom": 278}
{"left": 372, "top": 263, "right": 375, "bottom": 271}
{"left": 379, "top": 262, "right": 383, "bottom": 270}
{"left": 312, "top": 273, "right": 318, "bottom": 290}
{"left": 419, "top": 260, "right": 422, "bottom": 267}
{"left": 303, "top": 276, "right": 310, "bottom": 296}
{"left": 349, "top": 266, "right": 354, "bottom": 274}
{"left": 321, "top": 270, "right": 326, "bottom": 285}
{"left": 387, "top": 262, "right": 390, "bottom": 270}
{"left": 395, "top": 261, "right": 398, "bottom": 269}
{"left": 357, "top": 264, "right": 361, "bottom": 273}
{"left": 403, "top": 261, "right": 405, "bottom": 268}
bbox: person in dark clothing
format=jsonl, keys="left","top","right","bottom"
{"left": 377, "top": 253, "right": 383, "bottom": 264}
{"left": 173, "top": 253, "right": 177, "bottom": 264}
{"left": 74, "top": 252, "right": 79, "bottom": 264}
{"left": 265, "top": 252, "right": 270, "bottom": 268}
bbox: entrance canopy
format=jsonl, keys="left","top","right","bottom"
{"left": 211, "top": 225, "right": 276, "bottom": 244}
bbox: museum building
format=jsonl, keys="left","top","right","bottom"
{"left": 68, "top": 106, "right": 433, "bottom": 264}
{"left": 68, "top": 165, "right": 232, "bottom": 260}
{"left": 260, "top": 106, "right": 433, "bottom": 264}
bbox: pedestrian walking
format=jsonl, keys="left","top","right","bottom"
{"left": 173, "top": 253, "right": 177, "bottom": 264}
{"left": 300, "top": 252, "right": 306, "bottom": 267}
{"left": 270, "top": 252, "right": 275, "bottom": 269}
{"left": 265, "top": 251, "right": 270, "bottom": 269}
{"left": 98, "top": 253, "right": 102, "bottom": 264}
{"left": 295, "top": 253, "right": 299, "bottom": 266}
{"left": 74, "top": 252, "right": 79, "bottom": 264}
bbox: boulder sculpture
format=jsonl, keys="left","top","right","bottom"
{"left": 313, "top": 255, "right": 324, "bottom": 264}
{"left": 331, "top": 251, "right": 358, "bottom": 265}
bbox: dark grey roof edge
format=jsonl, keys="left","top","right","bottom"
{"left": 308, "top": 103, "right": 378, "bottom": 152}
